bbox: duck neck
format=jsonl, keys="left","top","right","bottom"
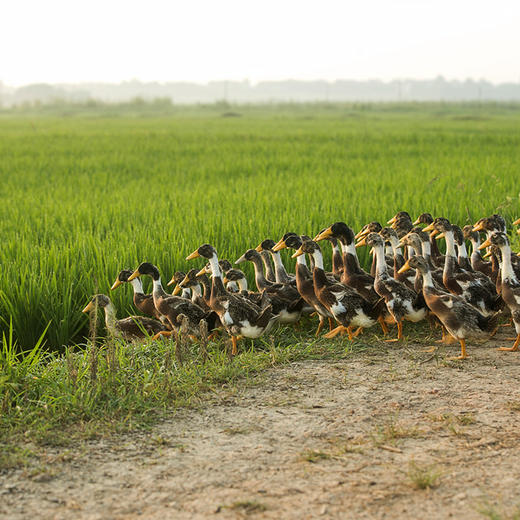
{"left": 420, "top": 269, "right": 435, "bottom": 289}
{"left": 103, "top": 303, "right": 118, "bottom": 335}
{"left": 208, "top": 253, "right": 226, "bottom": 297}
{"left": 442, "top": 231, "right": 457, "bottom": 277}
{"left": 152, "top": 276, "right": 168, "bottom": 301}
{"left": 331, "top": 243, "right": 343, "bottom": 274}
{"left": 340, "top": 241, "right": 362, "bottom": 274}
{"left": 250, "top": 255, "right": 269, "bottom": 290}
{"left": 129, "top": 278, "right": 144, "bottom": 295}
{"left": 270, "top": 251, "right": 291, "bottom": 283}
{"left": 191, "top": 284, "right": 202, "bottom": 302}
{"left": 237, "top": 277, "right": 248, "bottom": 291}
{"left": 311, "top": 250, "right": 329, "bottom": 290}
{"left": 260, "top": 251, "right": 276, "bottom": 282}
{"left": 499, "top": 244, "right": 517, "bottom": 283}
{"left": 373, "top": 245, "right": 388, "bottom": 278}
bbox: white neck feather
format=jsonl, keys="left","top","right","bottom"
{"left": 130, "top": 278, "right": 144, "bottom": 294}
{"left": 312, "top": 250, "right": 324, "bottom": 270}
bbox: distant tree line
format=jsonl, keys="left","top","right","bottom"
{"left": 1, "top": 77, "right": 520, "bottom": 106}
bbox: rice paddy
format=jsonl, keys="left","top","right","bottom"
{"left": 1, "top": 102, "right": 520, "bottom": 350}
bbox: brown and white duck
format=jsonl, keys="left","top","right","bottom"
{"left": 187, "top": 244, "right": 277, "bottom": 354}
{"left": 293, "top": 239, "right": 383, "bottom": 339}
{"left": 480, "top": 232, "right": 520, "bottom": 352}
{"left": 358, "top": 233, "right": 427, "bottom": 341}
{"left": 128, "top": 263, "right": 219, "bottom": 339}
{"left": 399, "top": 256, "right": 499, "bottom": 360}
{"left": 110, "top": 269, "right": 164, "bottom": 321}
{"left": 273, "top": 233, "right": 334, "bottom": 335}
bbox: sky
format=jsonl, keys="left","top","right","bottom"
{"left": 1, "top": 0, "right": 519, "bottom": 86}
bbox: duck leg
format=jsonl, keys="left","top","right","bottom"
{"left": 436, "top": 327, "right": 458, "bottom": 344}
{"left": 324, "top": 325, "right": 347, "bottom": 339}
{"left": 448, "top": 338, "right": 468, "bottom": 360}
{"left": 385, "top": 321, "right": 403, "bottom": 343}
{"left": 315, "top": 315, "right": 326, "bottom": 336}
{"left": 231, "top": 336, "right": 238, "bottom": 356}
{"left": 498, "top": 333, "right": 520, "bottom": 352}
{"left": 328, "top": 317, "right": 335, "bottom": 331}
{"left": 377, "top": 316, "right": 389, "bottom": 335}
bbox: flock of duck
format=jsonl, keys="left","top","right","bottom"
{"left": 82, "top": 212, "right": 520, "bottom": 360}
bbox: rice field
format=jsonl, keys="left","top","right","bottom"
{"left": 1, "top": 102, "right": 520, "bottom": 350}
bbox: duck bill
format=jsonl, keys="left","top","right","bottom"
{"left": 369, "top": 247, "right": 374, "bottom": 256}
{"left": 172, "top": 285, "right": 182, "bottom": 296}
{"left": 483, "top": 250, "right": 493, "bottom": 259}
{"left": 315, "top": 227, "right": 333, "bottom": 241}
{"left": 110, "top": 279, "right": 122, "bottom": 290}
{"left": 166, "top": 276, "right": 176, "bottom": 286}
{"left": 473, "top": 222, "right": 485, "bottom": 232}
{"left": 397, "top": 260, "right": 412, "bottom": 274}
{"left": 514, "top": 218, "right": 520, "bottom": 226}
{"left": 223, "top": 277, "right": 229, "bottom": 284}
{"left": 272, "top": 239, "right": 287, "bottom": 251}
{"left": 186, "top": 250, "right": 201, "bottom": 260}
{"left": 479, "top": 238, "right": 492, "bottom": 250}
{"left": 180, "top": 274, "right": 190, "bottom": 286}
{"left": 82, "top": 301, "right": 95, "bottom": 313}
{"left": 255, "top": 244, "right": 263, "bottom": 252}
{"left": 127, "top": 269, "right": 141, "bottom": 281}
{"left": 435, "top": 232, "right": 444, "bottom": 240}
{"left": 412, "top": 217, "right": 421, "bottom": 225}
{"left": 422, "top": 223, "right": 435, "bottom": 233}
{"left": 354, "top": 228, "right": 368, "bottom": 239}
{"left": 291, "top": 246, "right": 305, "bottom": 258}
{"left": 387, "top": 216, "right": 396, "bottom": 225}
{"left": 196, "top": 267, "right": 207, "bottom": 277}
{"left": 355, "top": 237, "right": 367, "bottom": 248}
{"left": 235, "top": 254, "right": 247, "bottom": 264}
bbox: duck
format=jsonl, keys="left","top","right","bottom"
{"left": 224, "top": 267, "right": 305, "bottom": 324}
{"left": 255, "top": 239, "right": 296, "bottom": 284}
{"left": 462, "top": 225, "right": 494, "bottom": 279}
{"left": 379, "top": 227, "right": 415, "bottom": 289}
{"left": 110, "top": 269, "right": 164, "bottom": 321}
{"left": 128, "top": 263, "right": 219, "bottom": 339}
{"left": 316, "top": 228, "right": 344, "bottom": 279}
{"left": 82, "top": 294, "right": 168, "bottom": 340}
{"left": 398, "top": 256, "right": 499, "bottom": 359}
{"left": 235, "top": 249, "right": 281, "bottom": 292}
{"left": 354, "top": 222, "right": 388, "bottom": 276}
{"left": 273, "top": 233, "right": 334, "bottom": 335}
{"left": 293, "top": 239, "right": 384, "bottom": 339}
{"left": 187, "top": 244, "right": 277, "bottom": 354}
{"left": 479, "top": 232, "right": 520, "bottom": 352}
{"left": 358, "top": 233, "right": 427, "bottom": 341}
{"left": 168, "top": 271, "right": 191, "bottom": 299}
{"left": 412, "top": 212, "right": 443, "bottom": 264}
{"left": 177, "top": 268, "right": 212, "bottom": 311}
{"left": 423, "top": 218, "right": 502, "bottom": 317}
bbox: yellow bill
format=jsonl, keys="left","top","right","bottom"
{"left": 397, "top": 260, "right": 411, "bottom": 274}
{"left": 315, "top": 227, "right": 333, "bottom": 241}
{"left": 272, "top": 239, "right": 287, "bottom": 252}
{"left": 291, "top": 246, "right": 304, "bottom": 258}
{"left": 127, "top": 269, "right": 140, "bottom": 281}
{"left": 186, "top": 250, "right": 200, "bottom": 260}
{"left": 110, "top": 279, "right": 122, "bottom": 290}
{"left": 479, "top": 238, "right": 492, "bottom": 250}
{"left": 82, "top": 301, "right": 94, "bottom": 313}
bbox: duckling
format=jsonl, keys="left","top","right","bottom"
{"left": 399, "top": 257, "right": 499, "bottom": 359}
{"left": 256, "top": 239, "right": 296, "bottom": 285}
{"left": 187, "top": 244, "right": 276, "bottom": 354}
{"left": 424, "top": 218, "right": 501, "bottom": 317}
{"left": 110, "top": 269, "right": 163, "bottom": 321}
{"left": 480, "top": 233, "right": 520, "bottom": 351}
{"left": 128, "top": 263, "right": 219, "bottom": 339}
{"left": 358, "top": 233, "right": 427, "bottom": 341}
{"left": 82, "top": 294, "right": 167, "bottom": 340}
{"left": 273, "top": 233, "right": 334, "bottom": 335}
{"left": 293, "top": 239, "right": 384, "bottom": 339}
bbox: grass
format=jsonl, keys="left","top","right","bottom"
{"left": 1, "top": 102, "right": 520, "bottom": 350}
{"left": 406, "top": 460, "right": 442, "bottom": 490}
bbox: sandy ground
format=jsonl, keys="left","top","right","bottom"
{"left": 2, "top": 332, "right": 520, "bottom": 520}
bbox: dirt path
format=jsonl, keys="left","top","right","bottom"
{"left": 3, "top": 336, "right": 520, "bottom": 519}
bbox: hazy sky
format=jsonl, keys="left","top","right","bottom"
{"left": 1, "top": 0, "right": 519, "bottom": 86}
